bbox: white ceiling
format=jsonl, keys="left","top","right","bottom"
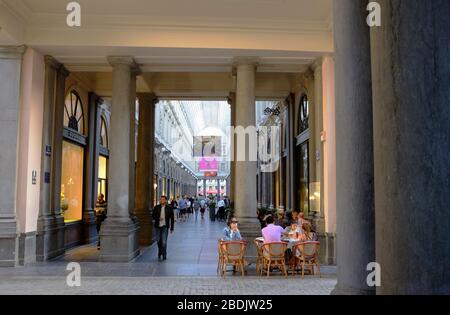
{"left": 20, "top": 0, "right": 332, "bottom": 22}
{"left": 1, "top": 0, "right": 333, "bottom": 72}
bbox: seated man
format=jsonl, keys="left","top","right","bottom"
{"left": 262, "top": 215, "right": 287, "bottom": 243}
{"left": 222, "top": 217, "right": 242, "bottom": 241}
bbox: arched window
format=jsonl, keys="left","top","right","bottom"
{"left": 298, "top": 94, "right": 309, "bottom": 134}
{"left": 100, "top": 117, "right": 108, "bottom": 148}
{"left": 64, "top": 91, "right": 85, "bottom": 134}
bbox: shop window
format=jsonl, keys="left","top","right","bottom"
{"left": 299, "top": 142, "right": 309, "bottom": 214}
{"left": 61, "top": 141, "right": 84, "bottom": 222}
{"left": 98, "top": 155, "right": 108, "bottom": 204}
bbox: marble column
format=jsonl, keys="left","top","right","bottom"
{"left": 332, "top": 0, "right": 375, "bottom": 295}
{"left": 203, "top": 179, "right": 207, "bottom": 197}
{"left": 51, "top": 62, "right": 69, "bottom": 251}
{"left": 129, "top": 69, "right": 138, "bottom": 217}
{"left": 286, "top": 93, "right": 296, "bottom": 211}
{"left": 0, "top": 46, "right": 25, "bottom": 266}
{"left": 312, "top": 59, "right": 325, "bottom": 233}
{"left": 278, "top": 147, "right": 286, "bottom": 212}
{"left": 228, "top": 93, "right": 236, "bottom": 202}
{"left": 136, "top": 93, "right": 157, "bottom": 246}
{"left": 99, "top": 57, "right": 140, "bottom": 262}
{"left": 371, "top": 0, "right": 450, "bottom": 295}
{"left": 36, "top": 56, "right": 61, "bottom": 261}
{"left": 233, "top": 58, "right": 259, "bottom": 239}
{"left": 82, "top": 93, "right": 102, "bottom": 244}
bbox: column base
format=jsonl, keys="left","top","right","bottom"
{"left": 312, "top": 214, "right": 326, "bottom": 234}
{"left": 331, "top": 283, "right": 376, "bottom": 295}
{"left": 317, "top": 232, "right": 336, "bottom": 265}
{"left": 135, "top": 208, "right": 153, "bottom": 246}
{"left": 0, "top": 218, "right": 18, "bottom": 267}
{"left": 36, "top": 214, "right": 66, "bottom": 261}
{"left": 83, "top": 208, "right": 98, "bottom": 244}
{"left": 99, "top": 216, "right": 140, "bottom": 262}
{"left": 235, "top": 217, "right": 261, "bottom": 264}
{"left": 18, "top": 232, "right": 37, "bottom": 266}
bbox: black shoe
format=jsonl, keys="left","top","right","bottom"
{"left": 163, "top": 256, "right": 167, "bottom": 261}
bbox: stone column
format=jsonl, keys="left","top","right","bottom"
{"left": 36, "top": 56, "right": 62, "bottom": 261}
{"left": 233, "top": 58, "right": 259, "bottom": 239}
{"left": 129, "top": 69, "right": 138, "bottom": 217}
{"left": 332, "top": 0, "right": 375, "bottom": 295}
{"left": 203, "top": 179, "right": 207, "bottom": 197}
{"left": 82, "top": 93, "right": 102, "bottom": 244}
{"left": 286, "top": 93, "right": 296, "bottom": 211}
{"left": 99, "top": 57, "right": 140, "bottom": 262}
{"left": 136, "top": 93, "right": 157, "bottom": 246}
{"left": 48, "top": 62, "right": 69, "bottom": 258}
{"left": 312, "top": 59, "right": 325, "bottom": 233}
{"left": 371, "top": 0, "right": 450, "bottom": 295}
{"left": 228, "top": 93, "right": 236, "bottom": 202}
{"left": 0, "top": 46, "right": 25, "bottom": 266}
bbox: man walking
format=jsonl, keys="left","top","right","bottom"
{"left": 152, "top": 196, "right": 175, "bottom": 260}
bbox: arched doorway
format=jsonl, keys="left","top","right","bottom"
{"left": 61, "top": 90, "right": 87, "bottom": 248}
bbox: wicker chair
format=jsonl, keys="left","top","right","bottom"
{"left": 221, "top": 241, "right": 248, "bottom": 277}
{"left": 254, "top": 239, "right": 264, "bottom": 275}
{"left": 291, "top": 241, "right": 321, "bottom": 278}
{"left": 261, "top": 242, "right": 288, "bottom": 277}
{"left": 217, "top": 240, "right": 226, "bottom": 274}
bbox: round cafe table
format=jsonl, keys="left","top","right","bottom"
{"left": 255, "top": 237, "right": 300, "bottom": 250}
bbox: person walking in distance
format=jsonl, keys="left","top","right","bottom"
{"left": 152, "top": 196, "right": 175, "bottom": 261}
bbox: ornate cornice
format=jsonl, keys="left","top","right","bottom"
{"left": 0, "top": 45, "right": 25, "bottom": 60}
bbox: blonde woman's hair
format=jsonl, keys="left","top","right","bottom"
{"left": 302, "top": 222, "right": 312, "bottom": 240}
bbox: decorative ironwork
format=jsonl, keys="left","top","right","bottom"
{"left": 299, "top": 94, "right": 309, "bottom": 134}
{"left": 64, "top": 91, "right": 85, "bottom": 135}
{"left": 264, "top": 105, "right": 281, "bottom": 117}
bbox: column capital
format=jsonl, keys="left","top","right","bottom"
{"left": 310, "top": 58, "right": 323, "bottom": 74}
{"left": 137, "top": 92, "right": 159, "bottom": 105}
{"left": 44, "top": 55, "right": 62, "bottom": 70}
{"left": 0, "top": 45, "right": 26, "bottom": 60}
{"left": 232, "top": 57, "right": 260, "bottom": 73}
{"left": 107, "top": 56, "right": 140, "bottom": 73}
{"left": 57, "top": 64, "right": 70, "bottom": 78}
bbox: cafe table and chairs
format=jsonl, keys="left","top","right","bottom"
{"left": 260, "top": 242, "right": 288, "bottom": 277}
{"left": 291, "top": 241, "right": 321, "bottom": 278}
{"left": 220, "top": 240, "right": 248, "bottom": 277}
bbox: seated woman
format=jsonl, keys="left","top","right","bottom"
{"left": 222, "top": 217, "right": 242, "bottom": 241}
{"left": 299, "top": 222, "right": 318, "bottom": 242}
{"left": 284, "top": 222, "right": 301, "bottom": 240}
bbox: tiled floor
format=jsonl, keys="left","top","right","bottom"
{"left": 0, "top": 214, "right": 337, "bottom": 294}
